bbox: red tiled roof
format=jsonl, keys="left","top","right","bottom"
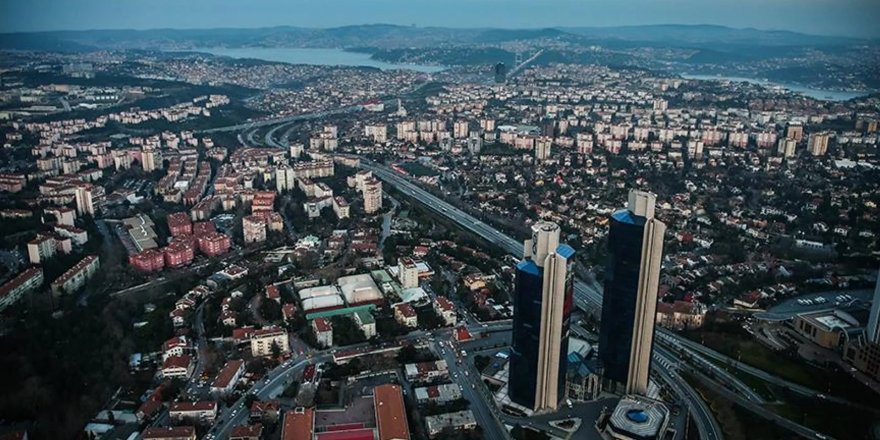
{"left": 0, "top": 267, "right": 42, "bottom": 299}
{"left": 211, "top": 359, "right": 245, "bottom": 389}
{"left": 142, "top": 426, "right": 195, "bottom": 439}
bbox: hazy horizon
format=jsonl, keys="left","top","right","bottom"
{"left": 2, "top": 0, "right": 879, "bottom": 38}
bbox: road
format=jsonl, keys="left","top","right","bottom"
{"left": 657, "top": 339, "right": 765, "bottom": 404}
{"left": 431, "top": 338, "right": 513, "bottom": 440}
{"left": 197, "top": 103, "right": 370, "bottom": 134}
{"left": 657, "top": 330, "right": 874, "bottom": 412}
{"left": 687, "top": 367, "right": 837, "bottom": 439}
{"left": 653, "top": 347, "right": 722, "bottom": 440}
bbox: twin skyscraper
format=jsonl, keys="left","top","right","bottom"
{"left": 509, "top": 190, "right": 666, "bottom": 411}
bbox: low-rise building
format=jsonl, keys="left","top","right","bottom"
{"left": 313, "top": 317, "right": 333, "bottom": 347}
{"left": 433, "top": 296, "right": 457, "bottom": 326}
{"left": 394, "top": 303, "right": 418, "bottom": 328}
{"left": 141, "top": 426, "right": 197, "bottom": 440}
{"left": 424, "top": 410, "right": 477, "bottom": 438}
{"left": 603, "top": 395, "right": 670, "bottom": 440}
{"left": 169, "top": 401, "right": 218, "bottom": 424}
{"left": 404, "top": 360, "right": 448, "bottom": 382}
{"left": 353, "top": 310, "right": 377, "bottom": 338}
{"left": 414, "top": 383, "right": 462, "bottom": 404}
{"left": 844, "top": 338, "right": 880, "bottom": 382}
{"left": 51, "top": 255, "right": 99, "bottom": 295}
{"left": 230, "top": 424, "right": 263, "bottom": 440}
{"left": 162, "top": 354, "right": 194, "bottom": 379}
{"left": 655, "top": 301, "right": 707, "bottom": 330}
{"left": 0, "top": 267, "right": 44, "bottom": 312}
{"left": 211, "top": 359, "right": 245, "bottom": 397}
{"left": 250, "top": 326, "right": 290, "bottom": 357}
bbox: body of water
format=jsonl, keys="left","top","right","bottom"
{"left": 681, "top": 73, "right": 870, "bottom": 102}
{"left": 180, "top": 47, "right": 446, "bottom": 73}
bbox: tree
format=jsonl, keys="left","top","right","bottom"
{"left": 244, "top": 393, "right": 258, "bottom": 409}
{"left": 397, "top": 345, "right": 419, "bottom": 364}
{"left": 270, "top": 341, "right": 282, "bottom": 359}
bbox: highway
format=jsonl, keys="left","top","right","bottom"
{"left": 657, "top": 338, "right": 765, "bottom": 404}
{"left": 686, "top": 367, "right": 837, "bottom": 440}
{"left": 653, "top": 348, "right": 722, "bottom": 440}
{"left": 196, "top": 103, "right": 369, "bottom": 134}
{"left": 657, "top": 330, "right": 874, "bottom": 412}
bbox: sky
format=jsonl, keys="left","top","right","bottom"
{"left": 2, "top": 0, "right": 879, "bottom": 38}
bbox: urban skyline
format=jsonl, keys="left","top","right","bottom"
{"left": 0, "top": 0, "right": 879, "bottom": 38}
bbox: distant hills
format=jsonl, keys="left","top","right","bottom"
{"left": 0, "top": 24, "right": 872, "bottom": 52}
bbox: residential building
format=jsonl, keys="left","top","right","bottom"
{"left": 424, "top": 410, "right": 477, "bottom": 438}
{"left": 433, "top": 296, "right": 457, "bottom": 326}
{"left": 0, "top": 267, "right": 44, "bottom": 311}
{"left": 162, "top": 355, "right": 194, "bottom": 379}
{"left": 250, "top": 326, "right": 290, "bottom": 357}
{"left": 243, "top": 215, "right": 267, "bottom": 244}
{"left": 353, "top": 310, "right": 377, "bottom": 338}
{"left": 141, "top": 427, "right": 197, "bottom": 440}
{"left": 398, "top": 257, "right": 420, "bottom": 289}
{"left": 130, "top": 249, "right": 165, "bottom": 272}
{"left": 655, "top": 301, "right": 707, "bottom": 330}
{"left": 509, "top": 221, "right": 575, "bottom": 412}
{"left": 808, "top": 131, "right": 831, "bottom": 156}
{"left": 210, "top": 359, "right": 245, "bottom": 397}
{"left": 51, "top": 255, "right": 99, "bottom": 295}
{"left": 363, "top": 179, "right": 383, "bottom": 214}
{"left": 169, "top": 401, "right": 218, "bottom": 424}
{"left": 414, "top": 383, "right": 462, "bottom": 404}
{"left": 599, "top": 190, "right": 666, "bottom": 395}
{"left": 394, "top": 302, "right": 418, "bottom": 328}
{"left": 27, "top": 235, "right": 56, "bottom": 264}
{"left": 199, "top": 232, "right": 232, "bottom": 256}
{"left": 167, "top": 212, "right": 192, "bottom": 237}
{"left": 230, "top": 424, "right": 263, "bottom": 440}
{"left": 313, "top": 317, "right": 333, "bottom": 347}
{"left": 74, "top": 184, "right": 95, "bottom": 216}
{"left": 404, "top": 360, "right": 448, "bottom": 382}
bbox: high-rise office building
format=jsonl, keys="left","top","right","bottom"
{"left": 494, "top": 62, "right": 507, "bottom": 84}
{"left": 509, "top": 221, "right": 575, "bottom": 412}
{"left": 867, "top": 268, "right": 880, "bottom": 344}
{"left": 599, "top": 190, "right": 666, "bottom": 395}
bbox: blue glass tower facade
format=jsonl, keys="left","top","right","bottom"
{"left": 509, "top": 222, "right": 575, "bottom": 411}
{"left": 599, "top": 191, "right": 666, "bottom": 395}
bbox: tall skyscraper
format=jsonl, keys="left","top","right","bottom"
{"left": 867, "top": 268, "right": 880, "bottom": 344}
{"left": 494, "top": 62, "right": 507, "bottom": 84}
{"left": 599, "top": 190, "right": 666, "bottom": 395}
{"left": 509, "top": 221, "right": 575, "bottom": 412}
